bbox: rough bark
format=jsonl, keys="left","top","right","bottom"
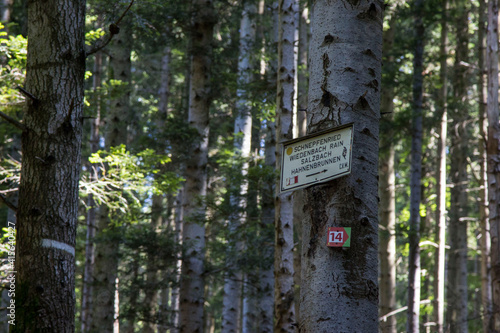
{"left": 221, "top": 2, "right": 257, "bottom": 331}
{"left": 13, "top": 0, "right": 86, "bottom": 331}
{"left": 378, "top": 9, "right": 397, "bottom": 333}
{"left": 434, "top": 1, "right": 448, "bottom": 332}
{"left": 447, "top": 1, "right": 470, "bottom": 331}
{"left": 407, "top": 0, "right": 424, "bottom": 331}
{"left": 478, "top": 0, "right": 493, "bottom": 330}
{"left": 299, "top": 0, "right": 382, "bottom": 332}
{"left": 91, "top": 21, "right": 132, "bottom": 333}
{"left": 487, "top": 0, "right": 500, "bottom": 330}
{"left": 274, "top": 0, "right": 298, "bottom": 332}
{"left": 178, "top": 0, "right": 215, "bottom": 331}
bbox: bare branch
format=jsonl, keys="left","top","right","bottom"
{"left": 0, "top": 110, "right": 26, "bottom": 131}
{"left": 16, "top": 86, "right": 40, "bottom": 104}
{"left": 86, "top": 0, "right": 135, "bottom": 57}
{"left": 0, "top": 194, "right": 17, "bottom": 212}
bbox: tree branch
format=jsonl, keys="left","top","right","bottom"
{"left": 0, "top": 110, "right": 26, "bottom": 131}
{"left": 0, "top": 194, "right": 17, "bottom": 212}
{"left": 86, "top": 0, "right": 135, "bottom": 57}
{"left": 16, "top": 86, "right": 40, "bottom": 104}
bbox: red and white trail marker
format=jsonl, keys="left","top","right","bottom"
{"left": 326, "top": 227, "right": 351, "bottom": 247}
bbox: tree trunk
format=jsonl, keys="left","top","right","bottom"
{"left": 447, "top": 1, "right": 470, "bottom": 331}
{"left": 171, "top": 188, "right": 183, "bottom": 333}
{"left": 81, "top": 50, "right": 103, "bottom": 333}
{"left": 92, "top": 21, "right": 132, "bottom": 333}
{"left": 13, "top": 0, "right": 86, "bottom": 331}
{"left": 0, "top": 0, "right": 12, "bottom": 24}
{"left": 478, "top": 0, "right": 493, "bottom": 330}
{"left": 155, "top": 39, "right": 172, "bottom": 333}
{"left": 292, "top": 4, "right": 309, "bottom": 325}
{"left": 258, "top": 119, "right": 275, "bottom": 333}
{"left": 487, "top": 0, "right": 500, "bottom": 330}
{"left": 407, "top": 0, "right": 424, "bottom": 331}
{"left": 221, "top": 2, "right": 257, "bottom": 331}
{"left": 299, "top": 0, "right": 382, "bottom": 331}
{"left": 378, "top": 9, "right": 397, "bottom": 333}
{"left": 274, "top": 0, "right": 298, "bottom": 332}
{"left": 297, "top": 3, "right": 308, "bottom": 138}
{"left": 434, "top": 1, "right": 448, "bottom": 332}
{"left": 178, "top": 0, "right": 215, "bottom": 331}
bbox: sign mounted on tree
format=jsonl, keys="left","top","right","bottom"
{"left": 326, "top": 227, "right": 351, "bottom": 247}
{"left": 280, "top": 123, "right": 353, "bottom": 193}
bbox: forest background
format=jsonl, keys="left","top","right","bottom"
{"left": 0, "top": 0, "right": 499, "bottom": 332}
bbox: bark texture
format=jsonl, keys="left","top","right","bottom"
{"left": 447, "top": 1, "right": 470, "bottom": 331}
{"left": 300, "top": 0, "right": 382, "bottom": 332}
{"left": 14, "top": 0, "right": 86, "bottom": 331}
{"left": 487, "top": 0, "right": 500, "bottom": 330}
{"left": 274, "top": 0, "right": 298, "bottom": 332}
{"left": 407, "top": 0, "right": 424, "bottom": 331}
{"left": 257, "top": 3, "right": 277, "bottom": 329}
{"left": 478, "top": 0, "right": 492, "bottom": 330}
{"left": 434, "top": 1, "right": 448, "bottom": 331}
{"left": 178, "top": 0, "right": 215, "bottom": 331}
{"left": 378, "top": 9, "right": 397, "bottom": 333}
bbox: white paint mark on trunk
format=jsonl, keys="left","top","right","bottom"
{"left": 41, "top": 238, "right": 75, "bottom": 256}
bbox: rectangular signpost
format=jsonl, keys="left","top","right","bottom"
{"left": 280, "top": 123, "right": 353, "bottom": 193}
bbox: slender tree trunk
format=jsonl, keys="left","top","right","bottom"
{"left": 379, "top": 10, "right": 397, "bottom": 333}
{"left": 242, "top": 277, "right": 258, "bottom": 333}
{"left": 155, "top": 42, "right": 173, "bottom": 333}
{"left": 478, "top": 0, "right": 493, "bottom": 330}
{"left": 171, "top": 187, "right": 183, "bottom": 333}
{"left": 434, "top": 2, "right": 448, "bottom": 332}
{"left": 92, "top": 21, "right": 132, "bottom": 333}
{"left": 300, "top": 0, "right": 382, "bottom": 331}
{"left": 274, "top": 1, "right": 298, "bottom": 332}
{"left": 258, "top": 119, "right": 275, "bottom": 333}
{"left": 143, "top": 37, "right": 173, "bottom": 333}
{"left": 297, "top": 3, "right": 308, "bottom": 138}
{"left": 122, "top": 259, "right": 139, "bottom": 333}
{"left": 407, "top": 0, "right": 424, "bottom": 331}
{"left": 81, "top": 50, "right": 103, "bottom": 333}
{"left": 258, "top": 3, "right": 277, "bottom": 327}
{"left": 178, "top": 0, "right": 216, "bottom": 331}
{"left": 447, "top": 1, "right": 470, "bottom": 331}
{"left": 142, "top": 195, "right": 163, "bottom": 333}
{"left": 14, "top": 0, "right": 86, "bottom": 331}
{"left": 222, "top": 2, "right": 257, "bottom": 331}
{"left": 487, "top": 0, "right": 500, "bottom": 330}
{"left": 0, "top": 0, "right": 12, "bottom": 24}
{"left": 292, "top": 4, "right": 308, "bottom": 325}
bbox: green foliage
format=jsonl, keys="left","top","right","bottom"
{"left": 85, "top": 28, "right": 106, "bottom": 46}
{"left": 0, "top": 23, "right": 27, "bottom": 106}
{"left": 81, "top": 145, "right": 183, "bottom": 212}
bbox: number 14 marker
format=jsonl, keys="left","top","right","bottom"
{"left": 327, "top": 227, "right": 351, "bottom": 247}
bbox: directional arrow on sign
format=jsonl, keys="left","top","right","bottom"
{"left": 306, "top": 169, "right": 327, "bottom": 177}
